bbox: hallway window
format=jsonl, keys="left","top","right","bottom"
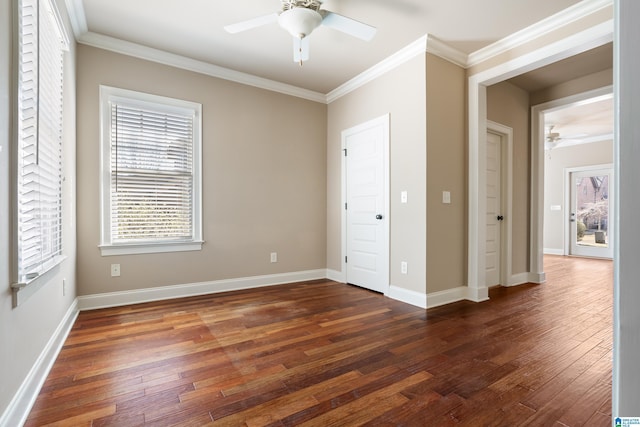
{"left": 99, "top": 86, "right": 203, "bottom": 256}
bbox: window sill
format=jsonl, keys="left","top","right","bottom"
{"left": 99, "top": 241, "right": 203, "bottom": 256}
{"left": 12, "top": 255, "right": 67, "bottom": 308}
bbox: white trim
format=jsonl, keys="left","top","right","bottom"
{"left": 326, "top": 269, "right": 345, "bottom": 283}
{"left": 507, "top": 272, "right": 532, "bottom": 287}
{"left": 468, "top": 20, "right": 613, "bottom": 302}
{"left": 327, "top": 35, "right": 467, "bottom": 104}
{"left": 98, "top": 85, "right": 203, "bottom": 256}
{"left": 425, "top": 35, "right": 468, "bottom": 68}
{"left": 564, "top": 163, "right": 614, "bottom": 259}
{"left": 544, "top": 248, "right": 565, "bottom": 256}
{"left": 327, "top": 36, "right": 428, "bottom": 103}
{"left": 468, "top": 0, "right": 613, "bottom": 67}
{"left": 99, "top": 241, "right": 204, "bottom": 256}
{"left": 387, "top": 286, "right": 427, "bottom": 309}
{"left": 426, "top": 287, "right": 467, "bottom": 309}
{"left": 61, "top": 0, "right": 610, "bottom": 107}
{"left": 77, "top": 269, "right": 327, "bottom": 311}
{"left": 0, "top": 300, "right": 79, "bottom": 427}
{"left": 487, "top": 121, "right": 514, "bottom": 288}
{"left": 528, "top": 272, "right": 546, "bottom": 284}
{"left": 466, "top": 285, "right": 490, "bottom": 303}
{"left": 79, "top": 32, "right": 327, "bottom": 104}
{"left": 63, "top": 0, "right": 87, "bottom": 38}
{"left": 341, "top": 114, "right": 390, "bottom": 295}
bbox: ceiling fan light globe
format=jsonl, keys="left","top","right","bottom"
{"left": 278, "top": 8, "right": 322, "bottom": 38}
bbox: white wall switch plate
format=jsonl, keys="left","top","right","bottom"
{"left": 270, "top": 252, "right": 277, "bottom": 263}
{"left": 401, "top": 191, "right": 408, "bottom": 204}
{"left": 442, "top": 191, "right": 451, "bottom": 204}
{"left": 401, "top": 261, "right": 408, "bottom": 274}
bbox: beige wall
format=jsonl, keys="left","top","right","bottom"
{"left": 327, "top": 55, "right": 427, "bottom": 294}
{"left": 487, "top": 81, "right": 530, "bottom": 275}
{"left": 0, "top": 0, "right": 78, "bottom": 417}
{"left": 426, "top": 55, "right": 467, "bottom": 293}
{"left": 543, "top": 140, "right": 613, "bottom": 252}
{"left": 76, "top": 45, "right": 327, "bottom": 296}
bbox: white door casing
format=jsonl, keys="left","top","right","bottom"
{"left": 342, "top": 115, "right": 390, "bottom": 294}
{"left": 468, "top": 20, "right": 612, "bottom": 298}
{"left": 485, "top": 131, "right": 502, "bottom": 286}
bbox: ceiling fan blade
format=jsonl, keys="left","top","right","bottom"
{"left": 293, "top": 36, "right": 310, "bottom": 63}
{"left": 321, "top": 11, "right": 376, "bottom": 41}
{"left": 224, "top": 12, "right": 279, "bottom": 34}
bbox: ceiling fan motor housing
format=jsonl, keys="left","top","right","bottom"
{"left": 278, "top": 3, "right": 323, "bottom": 38}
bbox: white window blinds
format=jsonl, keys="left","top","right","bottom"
{"left": 100, "top": 87, "right": 202, "bottom": 255}
{"left": 17, "top": 0, "right": 66, "bottom": 280}
{"left": 110, "top": 102, "right": 194, "bottom": 242}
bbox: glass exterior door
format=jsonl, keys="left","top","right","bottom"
{"left": 570, "top": 168, "right": 613, "bottom": 258}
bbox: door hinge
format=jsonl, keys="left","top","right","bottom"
{"left": 343, "top": 148, "right": 347, "bottom": 156}
{"left": 345, "top": 202, "right": 347, "bottom": 210}
{"left": 345, "top": 256, "right": 348, "bottom": 263}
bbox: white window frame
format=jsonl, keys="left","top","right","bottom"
{"left": 99, "top": 86, "right": 203, "bottom": 256}
{"left": 14, "top": 0, "right": 69, "bottom": 288}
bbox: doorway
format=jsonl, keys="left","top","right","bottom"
{"left": 568, "top": 166, "right": 613, "bottom": 258}
{"left": 341, "top": 114, "right": 389, "bottom": 294}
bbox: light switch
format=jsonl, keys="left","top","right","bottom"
{"left": 401, "top": 191, "right": 408, "bottom": 204}
{"left": 442, "top": 191, "right": 451, "bottom": 204}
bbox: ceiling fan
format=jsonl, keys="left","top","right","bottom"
{"left": 224, "top": 0, "right": 377, "bottom": 65}
{"left": 545, "top": 125, "right": 587, "bottom": 150}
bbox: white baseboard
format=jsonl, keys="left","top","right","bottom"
{"left": 326, "top": 269, "right": 345, "bottom": 283}
{"left": 426, "top": 286, "right": 469, "bottom": 309}
{"left": 465, "top": 285, "right": 490, "bottom": 303}
{"left": 0, "top": 300, "right": 79, "bottom": 427}
{"left": 77, "top": 269, "right": 328, "bottom": 311}
{"left": 506, "top": 272, "right": 531, "bottom": 287}
{"left": 386, "top": 285, "right": 427, "bottom": 309}
{"left": 528, "top": 271, "right": 546, "bottom": 284}
{"left": 544, "top": 248, "right": 564, "bottom": 255}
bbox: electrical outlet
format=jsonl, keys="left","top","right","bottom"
{"left": 111, "top": 263, "right": 121, "bottom": 277}
{"left": 270, "top": 252, "right": 278, "bottom": 263}
{"left": 401, "top": 261, "right": 408, "bottom": 274}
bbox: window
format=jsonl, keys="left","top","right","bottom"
{"left": 16, "top": 0, "right": 68, "bottom": 282}
{"left": 99, "top": 86, "right": 202, "bottom": 256}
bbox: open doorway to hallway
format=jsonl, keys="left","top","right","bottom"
{"left": 541, "top": 92, "right": 614, "bottom": 259}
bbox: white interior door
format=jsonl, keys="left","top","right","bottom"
{"left": 569, "top": 167, "right": 613, "bottom": 258}
{"left": 486, "top": 131, "right": 503, "bottom": 286}
{"left": 344, "top": 116, "right": 389, "bottom": 294}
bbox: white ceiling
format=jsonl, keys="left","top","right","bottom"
{"left": 73, "top": 0, "right": 584, "bottom": 94}
{"left": 68, "top": 0, "right": 613, "bottom": 145}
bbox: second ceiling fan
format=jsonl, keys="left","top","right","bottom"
{"left": 224, "top": 0, "right": 377, "bottom": 65}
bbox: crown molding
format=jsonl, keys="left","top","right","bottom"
{"left": 64, "top": 0, "right": 612, "bottom": 105}
{"left": 326, "top": 34, "right": 468, "bottom": 103}
{"left": 467, "top": 0, "right": 613, "bottom": 67}
{"left": 77, "top": 32, "right": 327, "bottom": 104}
{"left": 326, "top": 35, "right": 428, "bottom": 103}
{"left": 63, "top": 0, "right": 87, "bottom": 38}
{"left": 425, "top": 35, "right": 468, "bottom": 68}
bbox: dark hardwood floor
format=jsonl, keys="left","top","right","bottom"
{"left": 25, "top": 256, "right": 612, "bottom": 426}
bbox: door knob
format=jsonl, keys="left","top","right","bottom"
{"left": 376, "top": 214, "right": 383, "bottom": 220}
{"left": 497, "top": 215, "right": 504, "bottom": 221}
